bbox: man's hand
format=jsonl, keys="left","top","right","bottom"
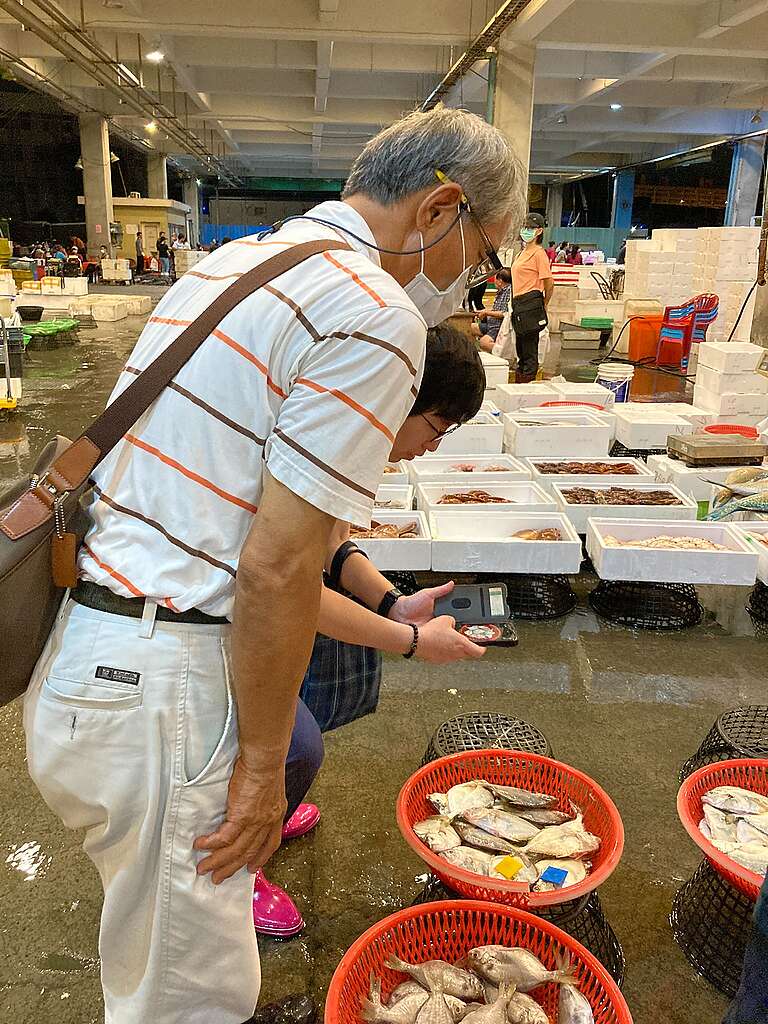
{"left": 415, "top": 615, "right": 485, "bottom": 664}
{"left": 390, "top": 580, "right": 455, "bottom": 626}
{"left": 194, "top": 758, "right": 287, "bottom": 884}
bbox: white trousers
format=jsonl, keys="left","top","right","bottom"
{"left": 23, "top": 600, "right": 260, "bottom": 1024}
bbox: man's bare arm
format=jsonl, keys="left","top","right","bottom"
{"left": 194, "top": 470, "right": 336, "bottom": 883}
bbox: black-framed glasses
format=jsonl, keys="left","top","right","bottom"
{"left": 420, "top": 412, "right": 461, "bottom": 442}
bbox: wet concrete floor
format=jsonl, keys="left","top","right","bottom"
{"left": 0, "top": 309, "right": 760, "bottom": 1023}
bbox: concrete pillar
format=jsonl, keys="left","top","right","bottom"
{"left": 183, "top": 178, "right": 200, "bottom": 247}
{"left": 147, "top": 152, "right": 168, "bottom": 200}
{"left": 725, "top": 138, "right": 765, "bottom": 227}
{"left": 493, "top": 42, "right": 535, "bottom": 228}
{"left": 546, "top": 184, "right": 563, "bottom": 231}
{"left": 610, "top": 170, "right": 635, "bottom": 232}
{"left": 78, "top": 114, "right": 114, "bottom": 254}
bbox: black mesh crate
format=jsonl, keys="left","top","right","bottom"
{"left": 412, "top": 876, "right": 625, "bottom": 987}
{"left": 670, "top": 860, "right": 754, "bottom": 998}
{"left": 493, "top": 573, "right": 577, "bottom": 621}
{"left": 609, "top": 440, "right": 667, "bottom": 462}
{"left": 747, "top": 581, "right": 768, "bottom": 639}
{"left": 421, "top": 712, "right": 552, "bottom": 766}
{"left": 679, "top": 706, "right": 768, "bottom": 782}
{"left": 589, "top": 579, "right": 703, "bottom": 631}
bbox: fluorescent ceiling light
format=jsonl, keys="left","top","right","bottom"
{"left": 145, "top": 120, "right": 158, "bottom": 133}
{"left": 146, "top": 50, "right": 164, "bottom": 63}
{"left": 610, "top": 103, "right": 622, "bottom": 111}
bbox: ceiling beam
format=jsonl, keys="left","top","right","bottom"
{"left": 315, "top": 39, "right": 333, "bottom": 113}
{"left": 696, "top": 0, "right": 768, "bottom": 39}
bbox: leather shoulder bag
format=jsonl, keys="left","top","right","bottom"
{"left": 0, "top": 238, "right": 351, "bottom": 706}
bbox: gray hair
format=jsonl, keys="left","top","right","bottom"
{"left": 342, "top": 105, "right": 524, "bottom": 225}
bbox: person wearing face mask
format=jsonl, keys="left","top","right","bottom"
{"left": 511, "top": 212, "right": 554, "bottom": 382}
{"left": 23, "top": 104, "right": 521, "bottom": 1024}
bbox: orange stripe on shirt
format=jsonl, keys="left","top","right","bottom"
{"left": 212, "top": 328, "right": 287, "bottom": 398}
{"left": 163, "top": 597, "right": 181, "bottom": 612}
{"left": 124, "top": 433, "right": 260, "bottom": 514}
{"left": 295, "top": 376, "right": 395, "bottom": 442}
{"left": 186, "top": 270, "right": 244, "bottom": 282}
{"left": 81, "top": 543, "right": 144, "bottom": 597}
{"left": 322, "top": 251, "right": 386, "bottom": 308}
{"left": 233, "top": 239, "right": 295, "bottom": 248}
{"left": 149, "top": 315, "right": 193, "bottom": 326}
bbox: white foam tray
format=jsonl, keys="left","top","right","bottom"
{"left": 416, "top": 481, "right": 556, "bottom": 514}
{"left": 697, "top": 341, "right": 766, "bottom": 374}
{"left": 429, "top": 511, "right": 582, "bottom": 574}
{"left": 613, "top": 409, "right": 692, "bottom": 449}
{"left": 406, "top": 453, "right": 530, "bottom": 485}
{"left": 381, "top": 461, "right": 409, "bottom": 483}
{"left": 433, "top": 411, "right": 504, "bottom": 455}
{"left": 374, "top": 483, "right": 414, "bottom": 510}
{"left": 732, "top": 523, "right": 768, "bottom": 584}
{"left": 548, "top": 381, "right": 615, "bottom": 408}
{"left": 479, "top": 351, "right": 510, "bottom": 387}
{"left": 353, "top": 511, "right": 430, "bottom": 570}
{"left": 586, "top": 518, "right": 758, "bottom": 584}
{"left": 527, "top": 457, "right": 654, "bottom": 494}
{"left": 503, "top": 410, "right": 612, "bottom": 458}
{"left": 492, "top": 383, "right": 557, "bottom": 413}
{"left": 649, "top": 455, "right": 759, "bottom": 503}
{"left": 553, "top": 481, "right": 698, "bottom": 534}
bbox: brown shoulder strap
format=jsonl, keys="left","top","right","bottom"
{"left": 1, "top": 238, "right": 351, "bottom": 539}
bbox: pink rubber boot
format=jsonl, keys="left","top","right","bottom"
{"left": 252, "top": 871, "right": 305, "bottom": 939}
{"left": 281, "top": 803, "right": 320, "bottom": 842}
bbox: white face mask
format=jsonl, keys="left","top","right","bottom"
{"left": 403, "top": 213, "right": 472, "bottom": 327}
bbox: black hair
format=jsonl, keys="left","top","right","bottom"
{"left": 221, "top": 236, "right": 232, "bottom": 245}
{"left": 496, "top": 268, "right": 512, "bottom": 284}
{"left": 410, "top": 322, "right": 485, "bottom": 425}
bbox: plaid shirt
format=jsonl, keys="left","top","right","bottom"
{"left": 483, "top": 285, "right": 511, "bottom": 340}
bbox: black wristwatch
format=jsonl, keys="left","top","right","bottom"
{"left": 377, "top": 587, "right": 403, "bottom": 618}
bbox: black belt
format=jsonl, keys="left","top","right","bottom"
{"left": 71, "top": 581, "right": 229, "bottom": 625}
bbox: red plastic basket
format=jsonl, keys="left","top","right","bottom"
{"left": 325, "top": 900, "right": 633, "bottom": 1024}
{"left": 538, "top": 400, "right": 607, "bottom": 411}
{"left": 704, "top": 424, "right": 759, "bottom": 439}
{"left": 396, "top": 750, "right": 624, "bottom": 908}
{"left": 677, "top": 758, "right": 768, "bottom": 901}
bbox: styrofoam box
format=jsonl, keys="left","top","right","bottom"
{"left": 382, "top": 461, "right": 409, "bottom": 483}
{"left": 479, "top": 351, "right": 510, "bottom": 387}
{"left": 63, "top": 278, "right": 88, "bottom": 296}
{"left": 697, "top": 341, "right": 766, "bottom": 374}
{"left": 527, "top": 457, "right": 653, "bottom": 494}
{"left": 353, "top": 511, "right": 431, "bottom": 571}
{"left": 493, "top": 383, "right": 557, "bottom": 413}
{"left": 548, "top": 381, "right": 615, "bottom": 408}
{"left": 733, "top": 523, "right": 768, "bottom": 585}
{"left": 553, "top": 481, "right": 698, "bottom": 534}
{"left": 407, "top": 453, "right": 530, "bottom": 485}
{"left": 429, "top": 511, "right": 582, "bottom": 574}
{"left": 503, "top": 411, "right": 612, "bottom": 458}
{"left": 695, "top": 365, "right": 768, "bottom": 396}
{"left": 651, "top": 454, "right": 766, "bottom": 503}
{"left": 692, "top": 385, "right": 768, "bottom": 418}
{"left": 631, "top": 403, "right": 713, "bottom": 429}
{"left": 91, "top": 300, "right": 129, "bottom": 322}
{"left": 586, "top": 518, "right": 757, "bottom": 584}
{"left": 434, "top": 411, "right": 504, "bottom": 455}
{"left": 416, "top": 481, "right": 556, "bottom": 514}
{"left": 613, "top": 408, "right": 691, "bottom": 449}
{"left": 374, "top": 483, "right": 414, "bottom": 510}
{"left": 480, "top": 400, "right": 501, "bottom": 415}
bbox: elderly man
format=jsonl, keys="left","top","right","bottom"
{"left": 23, "top": 105, "right": 521, "bottom": 1024}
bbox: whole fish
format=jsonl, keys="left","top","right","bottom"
{"left": 729, "top": 842, "right": 768, "bottom": 876}
{"left": 390, "top": 982, "right": 428, "bottom": 1005}
{"left": 467, "top": 946, "right": 577, "bottom": 992}
{"left": 386, "top": 956, "right": 485, "bottom": 1002}
{"left": 462, "top": 807, "right": 540, "bottom": 844}
{"left": 557, "top": 953, "right": 594, "bottom": 1024}
{"left": 481, "top": 981, "right": 498, "bottom": 1004}
{"left": 702, "top": 804, "right": 739, "bottom": 846}
{"left": 742, "top": 812, "right": 768, "bottom": 838}
{"left": 429, "top": 793, "right": 450, "bottom": 816}
{"left": 461, "top": 981, "right": 515, "bottom": 1024}
{"left": 532, "top": 858, "right": 588, "bottom": 892}
{"left": 702, "top": 786, "right": 768, "bottom": 817}
{"left": 447, "top": 782, "right": 495, "bottom": 816}
{"left": 489, "top": 853, "right": 539, "bottom": 884}
{"left": 507, "top": 991, "right": 549, "bottom": 1024}
{"left": 414, "top": 816, "right": 462, "bottom": 853}
{"left": 362, "top": 977, "right": 428, "bottom": 1024}
{"left": 441, "top": 846, "right": 494, "bottom": 876}
{"left": 454, "top": 822, "right": 522, "bottom": 855}
{"left": 736, "top": 818, "right": 768, "bottom": 848}
{"left": 523, "top": 814, "right": 600, "bottom": 860}
{"left": 416, "top": 991, "right": 454, "bottom": 1024}
{"left": 486, "top": 784, "right": 556, "bottom": 809}
{"left": 512, "top": 807, "right": 571, "bottom": 826}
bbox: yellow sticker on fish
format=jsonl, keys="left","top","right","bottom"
{"left": 494, "top": 856, "right": 524, "bottom": 880}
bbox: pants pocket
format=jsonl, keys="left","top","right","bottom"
{"left": 41, "top": 674, "right": 143, "bottom": 712}
{"left": 182, "top": 638, "right": 237, "bottom": 787}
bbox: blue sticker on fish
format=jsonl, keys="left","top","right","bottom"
{"left": 540, "top": 866, "right": 568, "bottom": 887}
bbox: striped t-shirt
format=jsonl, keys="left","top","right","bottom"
{"left": 80, "top": 202, "right": 427, "bottom": 617}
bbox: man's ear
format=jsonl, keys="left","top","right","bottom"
{"left": 414, "top": 182, "right": 464, "bottom": 233}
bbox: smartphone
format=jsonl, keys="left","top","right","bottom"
{"left": 434, "top": 583, "right": 510, "bottom": 624}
